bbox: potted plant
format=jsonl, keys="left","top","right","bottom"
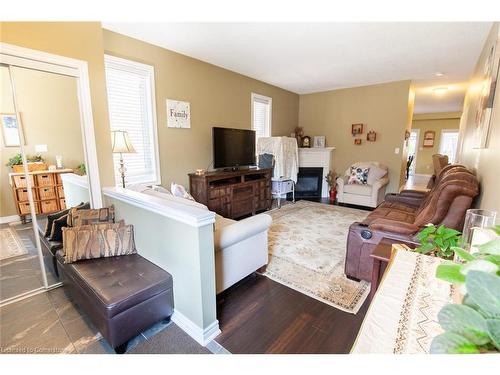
{"left": 415, "top": 224, "right": 462, "bottom": 259}
{"left": 6, "top": 153, "right": 47, "bottom": 172}
{"left": 430, "top": 226, "right": 500, "bottom": 354}
{"left": 325, "top": 170, "right": 337, "bottom": 203}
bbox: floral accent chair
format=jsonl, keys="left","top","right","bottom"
{"left": 336, "top": 162, "right": 389, "bottom": 208}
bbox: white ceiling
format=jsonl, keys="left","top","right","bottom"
{"left": 103, "top": 22, "right": 492, "bottom": 114}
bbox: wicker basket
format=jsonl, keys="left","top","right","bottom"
{"left": 12, "top": 162, "right": 48, "bottom": 173}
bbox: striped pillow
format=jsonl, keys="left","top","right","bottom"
{"left": 62, "top": 221, "right": 136, "bottom": 264}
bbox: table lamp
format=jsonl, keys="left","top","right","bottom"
{"left": 111, "top": 130, "right": 136, "bottom": 188}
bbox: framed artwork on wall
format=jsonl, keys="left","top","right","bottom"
{"left": 354, "top": 138, "right": 362, "bottom": 145}
{"left": 167, "top": 99, "right": 191, "bottom": 128}
{"left": 423, "top": 130, "right": 436, "bottom": 148}
{"left": 473, "top": 44, "right": 499, "bottom": 148}
{"left": 1, "top": 113, "right": 25, "bottom": 147}
{"left": 351, "top": 123, "right": 363, "bottom": 135}
{"left": 367, "top": 131, "right": 377, "bottom": 142}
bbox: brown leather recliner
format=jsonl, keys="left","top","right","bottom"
{"left": 344, "top": 166, "right": 479, "bottom": 282}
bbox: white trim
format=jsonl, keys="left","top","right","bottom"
{"left": 171, "top": 309, "right": 221, "bottom": 346}
{"left": 104, "top": 54, "right": 162, "bottom": 186}
{"left": 0, "top": 215, "right": 20, "bottom": 224}
{"left": 409, "top": 129, "right": 420, "bottom": 176}
{"left": 0, "top": 42, "right": 102, "bottom": 209}
{"left": 251, "top": 92, "right": 272, "bottom": 137}
{"left": 102, "top": 187, "right": 216, "bottom": 228}
{"left": 60, "top": 172, "right": 89, "bottom": 189}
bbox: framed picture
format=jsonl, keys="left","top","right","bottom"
{"left": 352, "top": 123, "right": 364, "bottom": 135}
{"left": 473, "top": 44, "right": 499, "bottom": 148}
{"left": 313, "top": 135, "right": 326, "bottom": 148}
{"left": 354, "top": 138, "right": 362, "bottom": 145}
{"left": 167, "top": 99, "right": 191, "bottom": 128}
{"left": 1, "top": 113, "right": 24, "bottom": 147}
{"left": 367, "top": 131, "right": 377, "bottom": 142}
{"left": 423, "top": 130, "right": 435, "bottom": 148}
{"left": 405, "top": 130, "right": 411, "bottom": 141}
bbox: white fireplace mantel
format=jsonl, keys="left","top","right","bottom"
{"left": 298, "top": 147, "right": 335, "bottom": 198}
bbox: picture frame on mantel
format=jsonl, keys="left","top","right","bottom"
{"left": 313, "top": 135, "right": 326, "bottom": 148}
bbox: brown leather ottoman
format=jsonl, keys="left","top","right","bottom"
{"left": 57, "top": 252, "right": 174, "bottom": 353}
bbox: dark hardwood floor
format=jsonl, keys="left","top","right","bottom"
{"left": 215, "top": 273, "right": 370, "bottom": 354}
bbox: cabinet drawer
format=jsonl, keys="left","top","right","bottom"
{"left": 12, "top": 175, "right": 34, "bottom": 188}
{"left": 57, "top": 185, "right": 65, "bottom": 198}
{"left": 59, "top": 198, "right": 66, "bottom": 210}
{"left": 36, "top": 173, "right": 54, "bottom": 186}
{"left": 18, "top": 201, "right": 40, "bottom": 215}
{"left": 16, "top": 188, "right": 37, "bottom": 202}
{"left": 40, "top": 199, "right": 58, "bottom": 214}
{"left": 38, "top": 187, "right": 56, "bottom": 200}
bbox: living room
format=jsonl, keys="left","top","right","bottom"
{"left": 1, "top": 1, "right": 500, "bottom": 373}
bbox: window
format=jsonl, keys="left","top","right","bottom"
{"left": 104, "top": 55, "right": 160, "bottom": 186}
{"left": 439, "top": 130, "right": 459, "bottom": 164}
{"left": 251, "top": 93, "right": 272, "bottom": 139}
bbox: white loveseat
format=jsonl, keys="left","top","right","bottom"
{"left": 336, "top": 162, "right": 389, "bottom": 208}
{"left": 127, "top": 184, "right": 272, "bottom": 293}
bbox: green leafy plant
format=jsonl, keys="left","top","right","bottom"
{"left": 415, "top": 224, "right": 462, "bottom": 259}
{"left": 325, "top": 170, "right": 337, "bottom": 190}
{"left": 430, "top": 230, "right": 500, "bottom": 354}
{"left": 77, "top": 163, "right": 86, "bottom": 176}
{"left": 5, "top": 153, "right": 44, "bottom": 167}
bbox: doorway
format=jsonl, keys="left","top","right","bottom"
{"left": 407, "top": 129, "right": 420, "bottom": 176}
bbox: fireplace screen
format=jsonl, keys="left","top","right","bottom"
{"left": 290, "top": 167, "right": 323, "bottom": 198}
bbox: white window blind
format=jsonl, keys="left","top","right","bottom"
{"left": 251, "top": 93, "right": 272, "bottom": 139}
{"left": 104, "top": 55, "right": 160, "bottom": 186}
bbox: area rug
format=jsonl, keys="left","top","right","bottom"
{"left": 0, "top": 228, "right": 28, "bottom": 261}
{"left": 265, "top": 200, "right": 370, "bottom": 314}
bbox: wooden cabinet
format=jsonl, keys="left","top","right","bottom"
{"left": 189, "top": 168, "right": 272, "bottom": 219}
{"left": 9, "top": 169, "right": 73, "bottom": 223}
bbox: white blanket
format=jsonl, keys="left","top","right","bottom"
{"left": 257, "top": 136, "right": 299, "bottom": 182}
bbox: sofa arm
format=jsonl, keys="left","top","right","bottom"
{"left": 384, "top": 193, "right": 424, "bottom": 207}
{"left": 336, "top": 176, "right": 348, "bottom": 190}
{"left": 215, "top": 214, "right": 272, "bottom": 250}
{"left": 369, "top": 218, "right": 420, "bottom": 235}
{"left": 399, "top": 189, "right": 429, "bottom": 197}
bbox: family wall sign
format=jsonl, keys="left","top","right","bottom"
{"left": 167, "top": 99, "right": 191, "bottom": 128}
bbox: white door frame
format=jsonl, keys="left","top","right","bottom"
{"left": 0, "top": 42, "right": 102, "bottom": 208}
{"left": 0, "top": 42, "right": 102, "bottom": 304}
{"left": 439, "top": 129, "right": 460, "bottom": 163}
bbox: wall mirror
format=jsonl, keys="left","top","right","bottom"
{"left": 0, "top": 43, "right": 101, "bottom": 305}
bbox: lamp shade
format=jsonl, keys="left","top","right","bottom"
{"left": 111, "top": 130, "right": 136, "bottom": 153}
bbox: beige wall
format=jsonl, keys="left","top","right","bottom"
{"left": 458, "top": 23, "right": 500, "bottom": 213}
{"left": 298, "top": 81, "right": 412, "bottom": 193}
{"left": 1, "top": 67, "right": 85, "bottom": 216}
{"left": 0, "top": 22, "right": 115, "bottom": 191}
{"left": 103, "top": 30, "right": 299, "bottom": 189}
{"left": 411, "top": 112, "right": 461, "bottom": 175}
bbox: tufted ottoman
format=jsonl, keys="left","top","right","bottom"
{"left": 57, "top": 252, "right": 174, "bottom": 353}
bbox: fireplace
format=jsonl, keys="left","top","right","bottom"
{"left": 290, "top": 167, "right": 323, "bottom": 199}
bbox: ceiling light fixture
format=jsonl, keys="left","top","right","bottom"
{"left": 433, "top": 86, "right": 448, "bottom": 95}
{"left": 435, "top": 72, "right": 445, "bottom": 77}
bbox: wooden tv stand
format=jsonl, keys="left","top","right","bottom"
{"left": 188, "top": 168, "right": 272, "bottom": 219}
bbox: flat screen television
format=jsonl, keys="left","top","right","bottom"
{"left": 213, "top": 127, "right": 256, "bottom": 169}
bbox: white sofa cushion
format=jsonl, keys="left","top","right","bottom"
{"left": 343, "top": 183, "right": 372, "bottom": 197}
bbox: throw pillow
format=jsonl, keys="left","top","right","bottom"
{"left": 348, "top": 166, "right": 370, "bottom": 185}
{"left": 366, "top": 164, "right": 387, "bottom": 185}
{"left": 70, "top": 206, "right": 115, "bottom": 227}
{"left": 63, "top": 220, "right": 134, "bottom": 263}
{"left": 66, "top": 202, "right": 91, "bottom": 227}
{"left": 48, "top": 214, "right": 69, "bottom": 242}
{"left": 171, "top": 182, "right": 195, "bottom": 201}
{"left": 151, "top": 185, "right": 172, "bottom": 194}
{"left": 44, "top": 207, "right": 71, "bottom": 238}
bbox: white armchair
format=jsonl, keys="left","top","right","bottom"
{"left": 336, "top": 162, "right": 389, "bottom": 208}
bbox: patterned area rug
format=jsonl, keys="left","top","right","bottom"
{"left": 0, "top": 228, "right": 28, "bottom": 261}
{"left": 265, "top": 200, "right": 370, "bottom": 314}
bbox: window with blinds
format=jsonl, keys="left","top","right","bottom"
{"left": 104, "top": 55, "right": 160, "bottom": 186}
{"left": 251, "top": 93, "right": 272, "bottom": 139}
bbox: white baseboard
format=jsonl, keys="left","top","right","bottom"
{"left": 171, "top": 309, "right": 221, "bottom": 346}
{"left": 0, "top": 215, "right": 20, "bottom": 224}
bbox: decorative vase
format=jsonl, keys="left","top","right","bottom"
{"left": 329, "top": 189, "right": 337, "bottom": 203}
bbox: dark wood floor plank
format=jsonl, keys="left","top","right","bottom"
{"left": 215, "top": 273, "right": 369, "bottom": 354}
